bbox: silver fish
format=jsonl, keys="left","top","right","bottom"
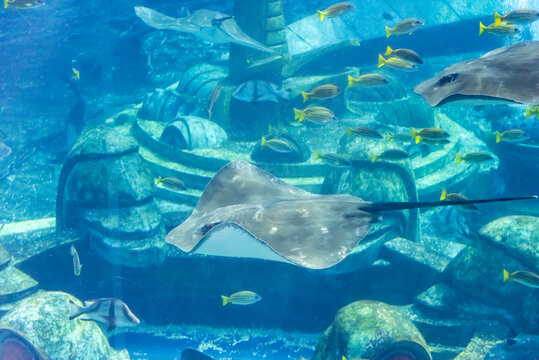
{"left": 221, "top": 290, "right": 261, "bottom": 306}
{"left": 70, "top": 245, "right": 82, "bottom": 276}
{"left": 69, "top": 298, "right": 140, "bottom": 331}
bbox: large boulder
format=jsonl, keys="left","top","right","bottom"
{"left": 57, "top": 126, "right": 166, "bottom": 267}
{"left": 0, "top": 291, "right": 129, "bottom": 360}
{"left": 443, "top": 216, "right": 539, "bottom": 333}
{"left": 312, "top": 300, "right": 431, "bottom": 360}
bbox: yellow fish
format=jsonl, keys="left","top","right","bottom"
{"left": 479, "top": 21, "right": 519, "bottom": 36}
{"left": 317, "top": 2, "right": 355, "bottom": 22}
{"left": 378, "top": 55, "right": 417, "bottom": 71}
{"left": 525, "top": 105, "right": 539, "bottom": 119}
{"left": 72, "top": 68, "right": 80, "bottom": 80}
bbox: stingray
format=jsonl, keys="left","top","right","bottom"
{"left": 232, "top": 80, "right": 289, "bottom": 103}
{"left": 414, "top": 41, "right": 539, "bottom": 106}
{"left": 166, "top": 161, "right": 535, "bottom": 270}
{"left": 134, "top": 6, "right": 280, "bottom": 55}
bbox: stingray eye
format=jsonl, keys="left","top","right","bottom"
{"left": 438, "top": 73, "right": 459, "bottom": 86}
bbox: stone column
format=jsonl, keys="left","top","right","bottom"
{"left": 229, "top": 0, "right": 289, "bottom": 83}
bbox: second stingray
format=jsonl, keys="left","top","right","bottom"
{"left": 166, "top": 161, "right": 535, "bottom": 269}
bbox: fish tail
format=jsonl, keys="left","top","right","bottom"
{"left": 156, "top": 176, "right": 163, "bottom": 186}
{"left": 411, "top": 127, "right": 417, "bottom": 139}
{"left": 494, "top": 12, "right": 503, "bottom": 26}
{"left": 503, "top": 269, "right": 510, "bottom": 283}
{"left": 377, "top": 54, "right": 385, "bottom": 68}
{"left": 347, "top": 75, "right": 355, "bottom": 88}
{"left": 385, "top": 25, "right": 392, "bottom": 38}
{"left": 317, "top": 10, "right": 326, "bottom": 22}
{"left": 495, "top": 131, "right": 501, "bottom": 143}
{"left": 293, "top": 108, "right": 304, "bottom": 122}
{"left": 384, "top": 45, "right": 392, "bottom": 57}
{"left": 455, "top": 154, "right": 462, "bottom": 164}
{"left": 371, "top": 154, "right": 377, "bottom": 163}
{"left": 347, "top": 127, "right": 353, "bottom": 137}
{"left": 261, "top": 136, "right": 267, "bottom": 146}
{"left": 386, "top": 133, "right": 392, "bottom": 143}
{"left": 479, "top": 21, "right": 486, "bottom": 36}
{"left": 68, "top": 299, "right": 85, "bottom": 320}
{"left": 314, "top": 150, "right": 321, "bottom": 161}
{"left": 301, "top": 91, "right": 310, "bottom": 103}
{"left": 221, "top": 295, "right": 229, "bottom": 306}
{"left": 440, "top": 189, "right": 447, "bottom": 201}
{"left": 525, "top": 107, "right": 531, "bottom": 119}
{"left": 342, "top": 357, "right": 347, "bottom": 360}
{"left": 3, "top": 0, "right": 8, "bottom": 8}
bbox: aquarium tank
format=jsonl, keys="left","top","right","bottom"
{"left": 1, "top": 0, "right": 539, "bottom": 359}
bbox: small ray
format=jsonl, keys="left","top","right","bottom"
{"left": 134, "top": 6, "right": 280, "bottom": 55}
{"left": 414, "top": 41, "right": 539, "bottom": 106}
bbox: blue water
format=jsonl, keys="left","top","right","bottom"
{"left": 1, "top": 0, "right": 539, "bottom": 359}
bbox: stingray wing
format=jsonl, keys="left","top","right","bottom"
{"left": 414, "top": 41, "right": 539, "bottom": 106}
{"left": 218, "top": 18, "right": 281, "bottom": 54}
{"left": 135, "top": 6, "right": 200, "bottom": 33}
{"left": 165, "top": 161, "right": 372, "bottom": 269}
{"left": 166, "top": 196, "right": 372, "bottom": 269}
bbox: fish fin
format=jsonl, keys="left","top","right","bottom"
{"left": 359, "top": 195, "right": 537, "bottom": 213}
{"left": 371, "top": 154, "right": 377, "bottom": 163}
{"left": 347, "top": 127, "right": 352, "bottom": 137}
{"left": 503, "top": 269, "right": 510, "bottom": 283}
{"left": 415, "top": 136, "right": 421, "bottom": 144}
{"left": 314, "top": 150, "right": 320, "bottom": 161}
{"left": 525, "top": 107, "right": 531, "bottom": 119}
{"left": 385, "top": 25, "right": 392, "bottom": 38}
{"left": 317, "top": 10, "right": 326, "bottom": 22}
{"left": 440, "top": 189, "right": 447, "bottom": 201}
{"left": 495, "top": 131, "right": 501, "bottom": 143}
{"left": 479, "top": 21, "right": 486, "bottom": 36}
{"left": 293, "top": 108, "right": 304, "bottom": 122}
{"left": 347, "top": 75, "right": 355, "bottom": 88}
{"left": 455, "top": 154, "right": 462, "bottom": 164}
{"left": 301, "top": 91, "right": 309, "bottom": 103}
{"left": 384, "top": 45, "right": 392, "bottom": 56}
{"left": 221, "top": 295, "right": 229, "bottom": 306}
{"left": 69, "top": 299, "right": 85, "bottom": 320}
{"left": 377, "top": 54, "right": 385, "bottom": 68}
{"left": 494, "top": 12, "right": 502, "bottom": 26}
{"left": 261, "top": 137, "right": 266, "bottom": 146}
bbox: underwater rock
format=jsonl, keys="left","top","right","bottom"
{"left": 479, "top": 215, "right": 539, "bottom": 271}
{"left": 381, "top": 237, "right": 452, "bottom": 279}
{"left": 443, "top": 240, "right": 539, "bottom": 333}
{"left": 0, "top": 246, "right": 11, "bottom": 272}
{"left": 453, "top": 336, "right": 502, "bottom": 360}
{"left": 0, "top": 266, "right": 38, "bottom": 305}
{"left": 322, "top": 135, "right": 419, "bottom": 241}
{"left": 312, "top": 300, "right": 432, "bottom": 360}
{"left": 250, "top": 133, "right": 310, "bottom": 163}
{"left": 57, "top": 126, "right": 166, "bottom": 267}
{"left": 0, "top": 291, "right": 129, "bottom": 360}
{"left": 484, "top": 334, "right": 539, "bottom": 360}
{"left": 160, "top": 116, "right": 228, "bottom": 150}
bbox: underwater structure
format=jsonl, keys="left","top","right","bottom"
{"left": 0, "top": 0, "right": 538, "bottom": 359}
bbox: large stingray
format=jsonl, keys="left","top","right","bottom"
{"left": 166, "top": 161, "right": 535, "bottom": 270}
{"left": 414, "top": 41, "right": 539, "bottom": 106}
{"left": 134, "top": 6, "right": 280, "bottom": 55}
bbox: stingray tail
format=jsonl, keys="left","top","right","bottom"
{"left": 359, "top": 195, "right": 537, "bottom": 213}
